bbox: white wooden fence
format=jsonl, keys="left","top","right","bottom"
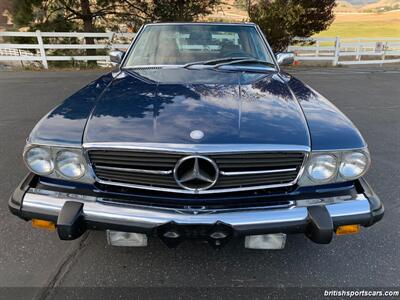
{"left": 289, "top": 36, "right": 400, "bottom": 66}
{"left": 0, "top": 31, "right": 400, "bottom": 68}
{"left": 0, "top": 31, "right": 134, "bottom": 68}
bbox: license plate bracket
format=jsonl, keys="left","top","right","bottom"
{"left": 156, "top": 221, "right": 234, "bottom": 248}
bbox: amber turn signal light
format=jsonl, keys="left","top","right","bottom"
{"left": 335, "top": 224, "right": 360, "bottom": 235}
{"left": 32, "top": 219, "right": 56, "bottom": 231}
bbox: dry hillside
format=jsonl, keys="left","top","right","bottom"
{"left": 336, "top": 0, "right": 359, "bottom": 12}
{"left": 364, "top": 0, "right": 400, "bottom": 10}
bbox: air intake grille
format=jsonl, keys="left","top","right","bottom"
{"left": 88, "top": 150, "right": 305, "bottom": 193}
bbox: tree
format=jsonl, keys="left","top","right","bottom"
{"left": 119, "top": 0, "right": 222, "bottom": 23}
{"left": 12, "top": 0, "right": 223, "bottom": 31}
{"left": 12, "top": 0, "right": 75, "bottom": 31}
{"left": 150, "top": 0, "right": 221, "bottom": 22}
{"left": 248, "top": 0, "right": 336, "bottom": 52}
{"left": 12, "top": 0, "right": 222, "bottom": 59}
{"left": 12, "top": 0, "right": 130, "bottom": 59}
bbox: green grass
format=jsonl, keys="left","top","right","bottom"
{"left": 316, "top": 12, "right": 400, "bottom": 38}
{"left": 318, "top": 22, "right": 400, "bottom": 38}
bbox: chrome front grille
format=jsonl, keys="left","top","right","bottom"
{"left": 88, "top": 150, "right": 305, "bottom": 194}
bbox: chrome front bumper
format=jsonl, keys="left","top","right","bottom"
{"left": 9, "top": 175, "right": 383, "bottom": 245}
{"left": 21, "top": 191, "right": 372, "bottom": 230}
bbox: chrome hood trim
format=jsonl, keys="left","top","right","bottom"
{"left": 83, "top": 143, "right": 310, "bottom": 154}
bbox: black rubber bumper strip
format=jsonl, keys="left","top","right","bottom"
{"left": 306, "top": 206, "right": 333, "bottom": 244}
{"left": 8, "top": 173, "right": 37, "bottom": 221}
{"left": 57, "top": 201, "right": 86, "bottom": 240}
{"left": 356, "top": 177, "right": 384, "bottom": 226}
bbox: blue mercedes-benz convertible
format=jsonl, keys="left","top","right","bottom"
{"left": 9, "top": 23, "right": 383, "bottom": 249}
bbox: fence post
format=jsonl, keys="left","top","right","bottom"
{"left": 107, "top": 32, "right": 114, "bottom": 43}
{"left": 381, "top": 41, "right": 388, "bottom": 67}
{"left": 18, "top": 49, "right": 24, "bottom": 68}
{"left": 356, "top": 38, "right": 361, "bottom": 60}
{"left": 36, "top": 30, "right": 48, "bottom": 69}
{"left": 333, "top": 36, "right": 340, "bottom": 66}
{"left": 382, "top": 42, "right": 388, "bottom": 60}
{"left": 316, "top": 39, "right": 319, "bottom": 57}
{"left": 107, "top": 32, "right": 114, "bottom": 52}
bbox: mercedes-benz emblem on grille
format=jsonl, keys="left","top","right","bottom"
{"left": 173, "top": 155, "right": 219, "bottom": 192}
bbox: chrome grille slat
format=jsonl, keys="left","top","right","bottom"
{"left": 91, "top": 160, "right": 175, "bottom": 168}
{"left": 215, "top": 178, "right": 295, "bottom": 188}
{"left": 220, "top": 168, "right": 297, "bottom": 176}
{"left": 90, "top": 156, "right": 178, "bottom": 163}
{"left": 96, "top": 173, "right": 176, "bottom": 184}
{"left": 215, "top": 157, "right": 304, "bottom": 161}
{"left": 211, "top": 153, "right": 304, "bottom": 158}
{"left": 95, "top": 171, "right": 177, "bottom": 187}
{"left": 215, "top": 162, "right": 302, "bottom": 169}
{"left": 96, "top": 165, "right": 172, "bottom": 175}
{"left": 216, "top": 173, "right": 297, "bottom": 183}
{"left": 88, "top": 150, "right": 305, "bottom": 194}
{"left": 217, "top": 172, "right": 298, "bottom": 181}
{"left": 97, "top": 174, "right": 176, "bottom": 185}
{"left": 90, "top": 150, "right": 181, "bottom": 158}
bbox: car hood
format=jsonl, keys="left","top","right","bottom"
{"left": 84, "top": 68, "right": 310, "bottom": 147}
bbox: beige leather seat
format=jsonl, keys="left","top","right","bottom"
{"left": 155, "top": 35, "right": 179, "bottom": 64}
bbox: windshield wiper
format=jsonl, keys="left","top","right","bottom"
{"left": 183, "top": 57, "right": 252, "bottom": 69}
{"left": 214, "top": 59, "right": 276, "bottom": 69}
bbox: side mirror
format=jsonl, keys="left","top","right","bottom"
{"left": 276, "top": 52, "right": 295, "bottom": 66}
{"left": 109, "top": 50, "right": 125, "bottom": 64}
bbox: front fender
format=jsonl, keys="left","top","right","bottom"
{"left": 286, "top": 76, "right": 366, "bottom": 151}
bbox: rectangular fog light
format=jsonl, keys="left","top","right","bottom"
{"left": 106, "top": 230, "right": 148, "bottom": 247}
{"left": 245, "top": 233, "right": 286, "bottom": 250}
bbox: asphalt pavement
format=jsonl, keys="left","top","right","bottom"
{"left": 0, "top": 68, "right": 399, "bottom": 299}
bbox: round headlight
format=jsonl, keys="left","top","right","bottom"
{"left": 339, "top": 152, "right": 369, "bottom": 180}
{"left": 307, "top": 154, "right": 338, "bottom": 183}
{"left": 25, "top": 147, "right": 54, "bottom": 175}
{"left": 55, "top": 151, "right": 86, "bottom": 179}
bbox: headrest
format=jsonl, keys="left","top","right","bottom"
{"left": 189, "top": 30, "right": 212, "bottom": 43}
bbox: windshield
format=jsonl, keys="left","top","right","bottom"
{"left": 124, "top": 24, "right": 274, "bottom": 67}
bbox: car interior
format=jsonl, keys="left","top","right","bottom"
{"left": 127, "top": 25, "right": 270, "bottom": 66}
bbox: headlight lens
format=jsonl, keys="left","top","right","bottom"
{"left": 55, "top": 151, "right": 86, "bottom": 179}
{"left": 25, "top": 147, "right": 54, "bottom": 175}
{"left": 339, "top": 152, "right": 369, "bottom": 179}
{"left": 306, "top": 154, "right": 338, "bottom": 183}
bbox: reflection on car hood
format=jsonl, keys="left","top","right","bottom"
{"left": 84, "top": 68, "right": 310, "bottom": 147}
